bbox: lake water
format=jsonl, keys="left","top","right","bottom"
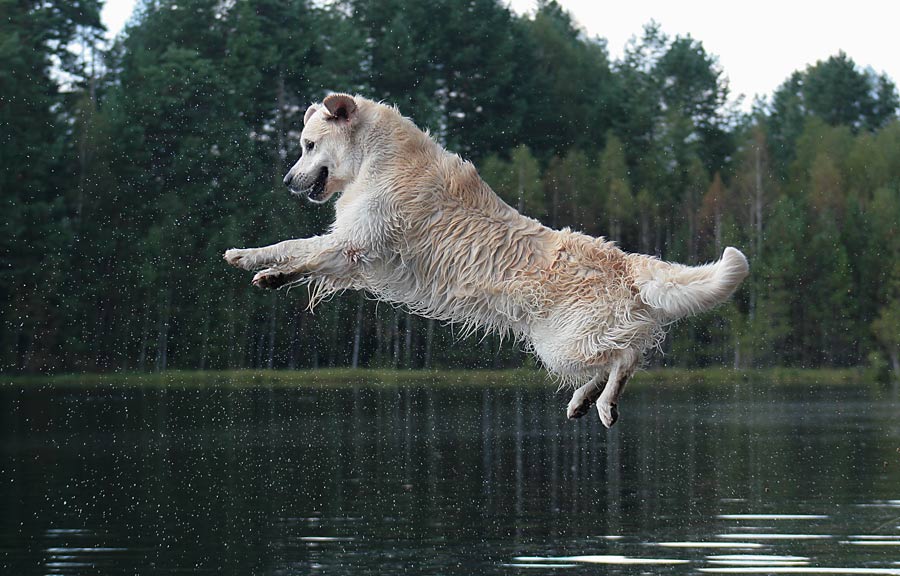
{"left": 2, "top": 377, "right": 899, "bottom": 575}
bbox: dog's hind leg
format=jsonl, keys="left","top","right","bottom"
{"left": 566, "top": 373, "right": 606, "bottom": 420}
{"left": 596, "top": 349, "right": 639, "bottom": 429}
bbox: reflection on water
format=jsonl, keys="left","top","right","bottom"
{"left": 514, "top": 554, "right": 690, "bottom": 564}
{"left": 715, "top": 534, "right": 833, "bottom": 540}
{"left": 697, "top": 569, "right": 900, "bottom": 574}
{"left": 657, "top": 541, "right": 767, "bottom": 548}
{"left": 706, "top": 554, "right": 811, "bottom": 567}
{"left": 718, "top": 514, "right": 831, "bottom": 520}
{"left": 1, "top": 378, "right": 899, "bottom": 575}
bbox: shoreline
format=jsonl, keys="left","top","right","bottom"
{"left": 1, "top": 367, "right": 877, "bottom": 388}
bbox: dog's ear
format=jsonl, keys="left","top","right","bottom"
{"left": 303, "top": 104, "right": 319, "bottom": 125}
{"left": 322, "top": 93, "right": 358, "bottom": 123}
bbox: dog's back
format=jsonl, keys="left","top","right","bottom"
{"left": 352, "top": 104, "right": 748, "bottom": 377}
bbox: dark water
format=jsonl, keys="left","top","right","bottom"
{"left": 2, "top": 378, "right": 900, "bottom": 575}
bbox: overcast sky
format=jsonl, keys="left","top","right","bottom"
{"left": 102, "top": 0, "right": 899, "bottom": 111}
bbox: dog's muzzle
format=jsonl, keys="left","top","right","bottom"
{"left": 284, "top": 166, "right": 329, "bottom": 202}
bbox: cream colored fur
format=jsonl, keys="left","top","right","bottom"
{"left": 224, "top": 93, "right": 749, "bottom": 428}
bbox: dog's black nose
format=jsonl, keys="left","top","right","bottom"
{"left": 282, "top": 172, "right": 293, "bottom": 186}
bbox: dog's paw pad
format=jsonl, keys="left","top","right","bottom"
{"left": 252, "top": 269, "right": 286, "bottom": 289}
{"left": 252, "top": 268, "right": 303, "bottom": 290}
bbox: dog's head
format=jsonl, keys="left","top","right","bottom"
{"left": 283, "top": 93, "right": 360, "bottom": 204}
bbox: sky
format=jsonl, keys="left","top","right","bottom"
{"left": 101, "top": 0, "right": 900, "bottom": 111}
{"left": 507, "top": 0, "right": 900, "bottom": 110}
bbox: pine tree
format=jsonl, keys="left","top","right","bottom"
{"left": 543, "top": 149, "right": 595, "bottom": 231}
{"left": 699, "top": 172, "right": 727, "bottom": 256}
{"left": 598, "top": 133, "right": 634, "bottom": 244}
{"left": 767, "top": 52, "right": 898, "bottom": 174}
{"left": 517, "top": 1, "right": 616, "bottom": 159}
{"left": 1, "top": 0, "right": 103, "bottom": 370}
{"left": 481, "top": 145, "right": 544, "bottom": 219}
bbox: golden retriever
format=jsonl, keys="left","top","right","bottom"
{"left": 224, "top": 93, "right": 749, "bottom": 428}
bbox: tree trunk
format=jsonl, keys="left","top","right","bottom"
{"left": 266, "top": 295, "right": 278, "bottom": 369}
{"left": 199, "top": 309, "right": 210, "bottom": 371}
{"left": 714, "top": 209, "right": 723, "bottom": 255}
{"left": 240, "top": 307, "right": 253, "bottom": 369}
{"left": 137, "top": 312, "right": 151, "bottom": 372}
{"left": 226, "top": 287, "right": 237, "bottom": 368}
{"left": 686, "top": 195, "right": 696, "bottom": 263}
{"left": 404, "top": 314, "right": 413, "bottom": 369}
{"left": 154, "top": 289, "right": 172, "bottom": 372}
{"left": 328, "top": 303, "right": 341, "bottom": 367}
{"left": 424, "top": 319, "right": 435, "bottom": 369}
{"left": 255, "top": 324, "right": 266, "bottom": 369}
{"left": 311, "top": 311, "right": 319, "bottom": 369}
{"left": 288, "top": 308, "right": 302, "bottom": 369}
{"left": 392, "top": 310, "right": 401, "bottom": 369}
{"left": 640, "top": 213, "right": 651, "bottom": 254}
{"left": 517, "top": 161, "right": 525, "bottom": 213}
{"left": 375, "top": 310, "right": 384, "bottom": 366}
{"left": 748, "top": 137, "right": 765, "bottom": 326}
{"left": 754, "top": 142, "right": 764, "bottom": 260}
{"left": 351, "top": 293, "right": 364, "bottom": 368}
{"left": 75, "top": 72, "right": 97, "bottom": 236}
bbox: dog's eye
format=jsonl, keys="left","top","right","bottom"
{"left": 304, "top": 140, "right": 315, "bottom": 153}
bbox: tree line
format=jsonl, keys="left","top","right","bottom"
{"left": 3, "top": 0, "right": 899, "bottom": 376}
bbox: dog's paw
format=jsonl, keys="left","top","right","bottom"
{"left": 224, "top": 248, "right": 254, "bottom": 269}
{"left": 566, "top": 395, "right": 593, "bottom": 420}
{"left": 252, "top": 268, "right": 298, "bottom": 290}
{"left": 596, "top": 400, "right": 619, "bottom": 429}
{"left": 567, "top": 382, "right": 602, "bottom": 420}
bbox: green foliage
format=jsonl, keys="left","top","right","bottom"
{"left": 353, "top": 0, "right": 527, "bottom": 159}
{"left": 767, "top": 52, "right": 898, "bottom": 174}
{"left": 516, "top": 1, "right": 616, "bottom": 159}
{"left": 597, "top": 133, "right": 634, "bottom": 243}
{"left": 1, "top": 0, "right": 104, "bottom": 370}
{"left": 480, "top": 145, "right": 544, "bottom": 218}
{"left": 747, "top": 196, "right": 806, "bottom": 366}
{"left": 3, "top": 0, "right": 900, "bottom": 376}
{"left": 543, "top": 148, "right": 596, "bottom": 230}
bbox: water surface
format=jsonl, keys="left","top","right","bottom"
{"left": 1, "top": 377, "right": 899, "bottom": 574}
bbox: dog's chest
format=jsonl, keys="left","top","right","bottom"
{"left": 333, "top": 192, "right": 388, "bottom": 249}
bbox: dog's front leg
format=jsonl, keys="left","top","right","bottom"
{"left": 224, "top": 237, "right": 330, "bottom": 272}
{"left": 225, "top": 235, "right": 360, "bottom": 290}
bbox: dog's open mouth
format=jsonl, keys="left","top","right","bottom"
{"left": 306, "top": 167, "right": 329, "bottom": 202}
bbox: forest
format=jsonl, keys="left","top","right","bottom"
{"left": 3, "top": 0, "right": 900, "bottom": 376}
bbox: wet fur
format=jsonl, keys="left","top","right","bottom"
{"left": 225, "top": 94, "right": 749, "bottom": 428}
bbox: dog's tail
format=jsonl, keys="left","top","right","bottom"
{"left": 634, "top": 247, "right": 749, "bottom": 321}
